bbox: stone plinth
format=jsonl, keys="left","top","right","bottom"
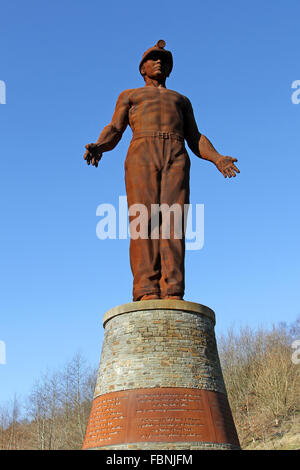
{"left": 82, "top": 300, "right": 240, "bottom": 450}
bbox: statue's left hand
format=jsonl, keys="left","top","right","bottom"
{"left": 83, "top": 143, "right": 103, "bottom": 168}
{"left": 215, "top": 156, "right": 240, "bottom": 178}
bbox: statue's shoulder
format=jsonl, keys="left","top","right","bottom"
{"left": 122, "top": 87, "right": 148, "bottom": 95}
{"left": 166, "top": 88, "right": 191, "bottom": 104}
{"left": 167, "top": 88, "right": 184, "bottom": 96}
{"left": 117, "top": 88, "right": 135, "bottom": 99}
{"left": 117, "top": 88, "right": 144, "bottom": 102}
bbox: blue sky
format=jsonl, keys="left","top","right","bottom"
{"left": 1, "top": 0, "right": 300, "bottom": 405}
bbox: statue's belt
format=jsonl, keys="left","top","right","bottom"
{"left": 131, "top": 131, "right": 184, "bottom": 142}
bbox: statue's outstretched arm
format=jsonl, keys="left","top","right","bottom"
{"left": 183, "top": 98, "right": 240, "bottom": 178}
{"left": 84, "top": 90, "right": 130, "bottom": 167}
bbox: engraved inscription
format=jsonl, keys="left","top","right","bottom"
{"left": 83, "top": 395, "right": 127, "bottom": 446}
{"left": 83, "top": 388, "right": 239, "bottom": 449}
{"left": 134, "top": 390, "right": 207, "bottom": 441}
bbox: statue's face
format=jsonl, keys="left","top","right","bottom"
{"left": 141, "top": 52, "right": 171, "bottom": 80}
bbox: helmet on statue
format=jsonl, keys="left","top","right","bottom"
{"left": 139, "top": 40, "right": 173, "bottom": 76}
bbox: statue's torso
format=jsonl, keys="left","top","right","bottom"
{"left": 126, "top": 87, "right": 187, "bottom": 136}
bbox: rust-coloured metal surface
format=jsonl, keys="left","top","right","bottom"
{"left": 82, "top": 388, "right": 240, "bottom": 449}
{"left": 125, "top": 132, "right": 189, "bottom": 300}
{"left": 83, "top": 40, "right": 240, "bottom": 301}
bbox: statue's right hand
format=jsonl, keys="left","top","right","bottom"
{"left": 83, "top": 143, "right": 103, "bottom": 168}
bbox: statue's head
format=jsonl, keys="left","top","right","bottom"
{"left": 139, "top": 40, "right": 173, "bottom": 82}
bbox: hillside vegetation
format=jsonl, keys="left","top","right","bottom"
{"left": 218, "top": 319, "right": 300, "bottom": 449}
{"left": 1, "top": 319, "right": 299, "bottom": 450}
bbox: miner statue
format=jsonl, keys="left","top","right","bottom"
{"left": 84, "top": 40, "right": 239, "bottom": 301}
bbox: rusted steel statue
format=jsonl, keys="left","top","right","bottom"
{"left": 84, "top": 40, "right": 239, "bottom": 301}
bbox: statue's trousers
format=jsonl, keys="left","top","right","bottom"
{"left": 125, "top": 132, "right": 190, "bottom": 300}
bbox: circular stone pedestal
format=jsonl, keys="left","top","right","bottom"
{"left": 82, "top": 300, "right": 240, "bottom": 450}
